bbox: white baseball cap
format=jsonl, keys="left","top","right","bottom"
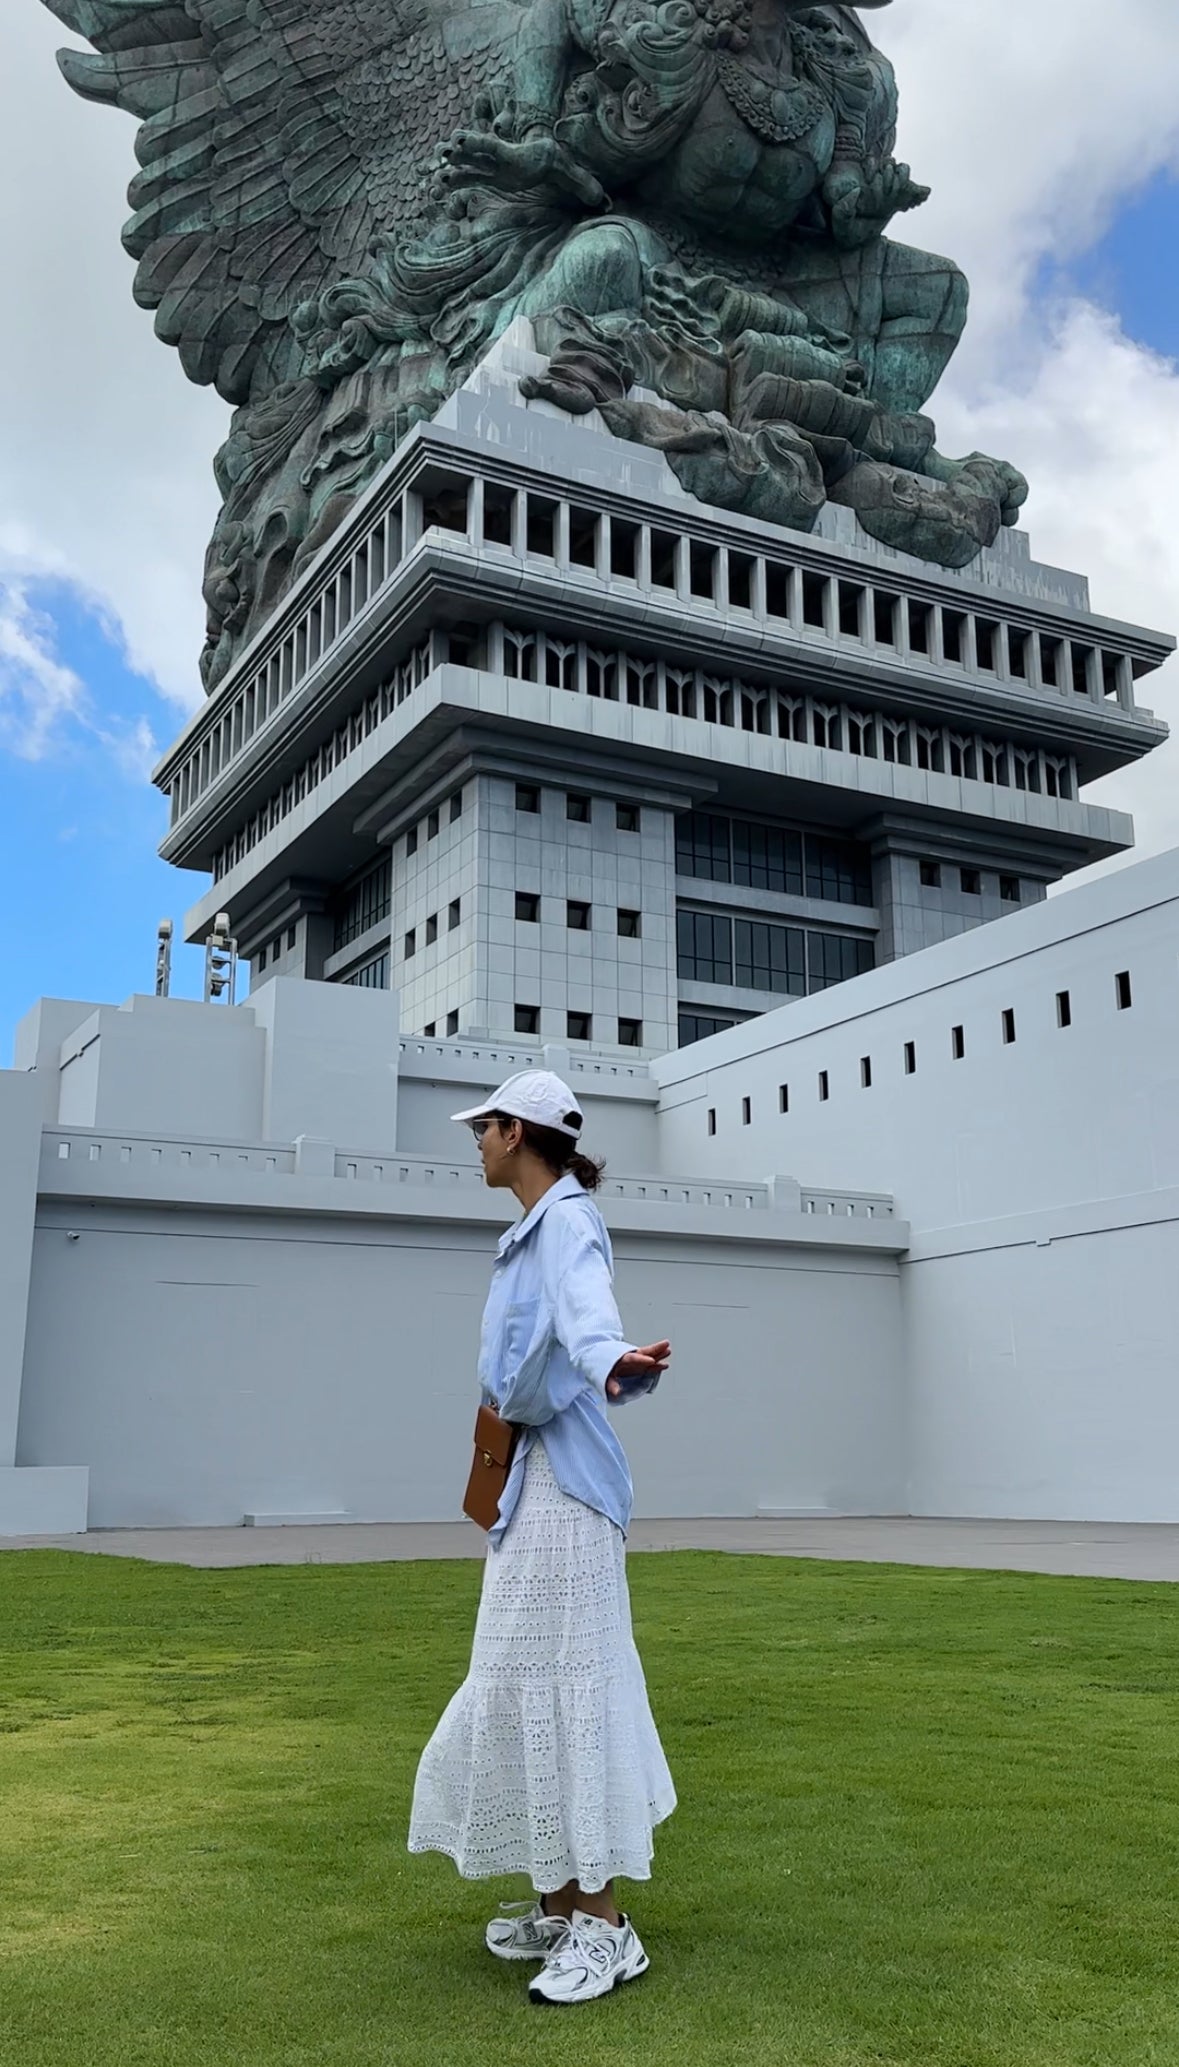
{"left": 451, "top": 1069, "right": 584, "bottom": 1139}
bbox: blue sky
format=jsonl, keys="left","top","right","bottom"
{"left": 2, "top": 115, "right": 1174, "bottom": 1066}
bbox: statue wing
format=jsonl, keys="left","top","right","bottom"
{"left": 46, "top": 0, "right": 514, "bottom": 405}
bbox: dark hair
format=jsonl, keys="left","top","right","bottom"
{"left": 491, "top": 1113, "right": 605, "bottom": 1192}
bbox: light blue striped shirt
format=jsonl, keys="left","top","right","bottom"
{"left": 477, "top": 1174, "right": 658, "bottom": 1549}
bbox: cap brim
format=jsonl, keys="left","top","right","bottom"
{"left": 450, "top": 1100, "right": 497, "bottom": 1125}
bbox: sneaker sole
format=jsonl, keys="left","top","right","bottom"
{"left": 529, "top": 1952, "right": 650, "bottom": 2005}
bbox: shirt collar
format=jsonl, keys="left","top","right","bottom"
{"left": 497, "top": 1172, "right": 584, "bottom": 1255}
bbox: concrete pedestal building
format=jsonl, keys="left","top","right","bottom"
{"left": 1, "top": 335, "right": 1176, "bottom": 1540}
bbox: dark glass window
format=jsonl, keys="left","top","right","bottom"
{"left": 617, "top": 1017, "right": 642, "bottom": 1046}
{"left": 333, "top": 856, "right": 392, "bottom": 951}
{"left": 617, "top": 908, "right": 641, "bottom": 938}
{"left": 514, "top": 1004, "right": 539, "bottom": 1034}
{"left": 807, "top": 932, "right": 875, "bottom": 993}
{"left": 567, "top": 901, "right": 591, "bottom": 931}
{"left": 616, "top": 803, "right": 640, "bottom": 833}
{"left": 425, "top": 913, "right": 438, "bottom": 946}
{"left": 515, "top": 891, "right": 540, "bottom": 923}
{"left": 449, "top": 899, "right": 461, "bottom": 929}
{"left": 427, "top": 808, "right": 439, "bottom": 839}
{"left": 516, "top": 784, "right": 540, "bottom": 814}
{"left": 676, "top": 812, "right": 731, "bottom": 883}
{"left": 567, "top": 1011, "right": 592, "bottom": 1041}
{"left": 566, "top": 794, "right": 591, "bottom": 822}
{"left": 446, "top": 1008, "right": 459, "bottom": 1034}
{"left": 677, "top": 910, "right": 733, "bottom": 985}
{"left": 806, "top": 836, "right": 873, "bottom": 907}
{"left": 679, "top": 1012, "right": 738, "bottom": 1048}
{"left": 342, "top": 951, "right": 390, "bottom": 990}
{"left": 733, "top": 821, "right": 803, "bottom": 895}
{"left": 735, "top": 920, "right": 805, "bottom": 996}
{"left": 450, "top": 791, "right": 463, "bottom": 822}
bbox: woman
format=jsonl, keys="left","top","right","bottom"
{"left": 407, "top": 1068, "right": 677, "bottom": 2006}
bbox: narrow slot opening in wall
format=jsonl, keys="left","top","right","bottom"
{"left": 779, "top": 1084, "right": 789, "bottom": 1114}
{"left": 802, "top": 572, "right": 827, "bottom": 627}
{"left": 1102, "top": 652, "right": 1123, "bottom": 700}
{"left": 526, "top": 496, "right": 559, "bottom": 558}
{"left": 1056, "top": 990, "right": 1072, "bottom": 1028}
{"left": 708, "top": 1107, "right": 717, "bottom": 1136}
{"left": 611, "top": 518, "right": 639, "bottom": 580}
{"left": 975, "top": 619, "right": 997, "bottom": 671}
{"left": 942, "top": 611, "right": 965, "bottom": 664}
{"left": 952, "top": 1025, "right": 965, "bottom": 1060}
{"left": 650, "top": 531, "right": 677, "bottom": 587}
{"left": 860, "top": 1057, "right": 872, "bottom": 1089}
{"left": 765, "top": 562, "right": 791, "bottom": 619}
{"left": 568, "top": 508, "right": 598, "bottom": 568}
{"left": 728, "top": 553, "right": 755, "bottom": 609}
{"left": 482, "top": 483, "right": 515, "bottom": 546}
{"left": 818, "top": 1071, "right": 830, "bottom": 1102}
{"left": 1009, "top": 628, "right": 1030, "bottom": 680}
{"left": 421, "top": 474, "right": 469, "bottom": 534}
{"left": 1040, "top": 636, "right": 1061, "bottom": 687}
{"left": 873, "top": 593, "right": 897, "bottom": 646}
{"left": 904, "top": 1042, "right": 916, "bottom": 1075}
{"left": 689, "top": 541, "right": 716, "bottom": 600}
{"left": 908, "top": 600, "right": 931, "bottom": 654}
{"left": 1002, "top": 1008, "right": 1016, "bottom": 1044}
{"left": 839, "top": 582, "right": 865, "bottom": 637}
{"left": 742, "top": 1096, "right": 752, "bottom": 1125}
{"left": 1115, "top": 970, "right": 1132, "bottom": 1011}
{"left": 1070, "top": 643, "right": 1095, "bottom": 695}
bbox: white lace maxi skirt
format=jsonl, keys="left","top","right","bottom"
{"left": 407, "top": 1436, "right": 677, "bottom": 1894}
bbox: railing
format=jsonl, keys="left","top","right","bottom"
{"left": 162, "top": 443, "right": 1165, "bottom": 857}
{"left": 39, "top": 1129, "right": 896, "bottom": 1224}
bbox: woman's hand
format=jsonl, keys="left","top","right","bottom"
{"left": 606, "top": 1342, "right": 671, "bottom": 1399}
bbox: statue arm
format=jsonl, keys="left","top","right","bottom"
{"left": 817, "top": 40, "right": 928, "bottom": 249}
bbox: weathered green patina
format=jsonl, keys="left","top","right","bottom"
{"left": 45, "top": 0, "right": 1027, "bottom": 689}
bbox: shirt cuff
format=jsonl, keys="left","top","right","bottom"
{"left": 583, "top": 1339, "right": 638, "bottom": 1397}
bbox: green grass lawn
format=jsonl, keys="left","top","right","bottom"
{"left": 1, "top": 1548, "right": 1177, "bottom": 2067}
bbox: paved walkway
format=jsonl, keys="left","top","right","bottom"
{"left": 5, "top": 1514, "right": 1179, "bottom": 1581}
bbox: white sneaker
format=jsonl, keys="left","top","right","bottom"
{"left": 485, "top": 1898, "right": 571, "bottom": 1962}
{"left": 528, "top": 1907, "right": 650, "bottom": 2005}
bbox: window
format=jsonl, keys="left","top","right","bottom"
{"left": 676, "top": 811, "right": 731, "bottom": 882}
{"left": 861, "top": 1057, "right": 872, "bottom": 1089}
{"left": 450, "top": 791, "right": 463, "bottom": 822}
{"left": 616, "top": 803, "right": 640, "bottom": 833}
{"left": 567, "top": 900, "right": 591, "bottom": 931}
{"left": 1000, "top": 876, "right": 1021, "bottom": 903}
{"left": 516, "top": 784, "right": 540, "bottom": 814}
{"left": 741, "top": 1096, "right": 752, "bottom": 1126}
{"left": 333, "top": 855, "right": 393, "bottom": 951}
{"left": 567, "top": 1011, "right": 592, "bottom": 1042}
{"left": 920, "top": 860, "right": 942, "bottom": 889}
{"left": 423, "top": 1021, "right": 436, "bottom": 1037}
{"left": 406, "top": 826, "right": 418, "bottom": 856}
{"left": 257, "top": 944, "right": 267, "bottom": 970}
{"left": 343, "top": 952, "right": 390, "bottom": 990}
{"left": 952, "top": 1025, "right": 966, "bottom": 1060}
{"left": 1057, "top": 991, "right": 1072, "bottom": 1029}
{"left": 735, "top": 919, "right": 806, "bottom": 996}
{"left": 425, "top": 913, "right": 438, "bottom": 946}
{"left": 446, "top": 1009, "right": 459, "bottom": 1035}
{"left": 677, "top": 909, "right": 733, "bottom": 986}
{"left": 708, "top": 1107, "right": 717, "bottom": 1136}
{"left": 404, "top": 928, "right": 416, "bottom": 958}
{"left": 960, "top": 868, "right": 981, "bottom": 896}
{"left": 618, "top": 908, "right": 641, "bottom": 938}
{"left": 514, "top": 1003, "right": 540, "bottom": 1034}
{"left": 427, "top": 808, "right": 439, "bottom": 839}
{"left": 566, "top": 793, "right": 591, "bottom": 822}
{"left": 271, "top": 935, "right": 283, "bottom": 963}
{"left": 449, "top": 899, "right": 461, "bottom": 930}
{"left": 779, "top": 1084, "right": 789, "bottom": 1114}
{"left": 818, "top": 1071, "right": 829, "bottom": 1102}
{"left": 904, "top": 1041, "right": 916, "bottom": 1075}
{"left": 1002, "top": 1009, "right": 1016, "bottom": 1044}
{"left": 804, "top": 835, "right": 872, "bottom": 907}
{"left": 287, "top": 926, "right": 297, "bottom": 951}
{"left": 807, "top": 933, "right": 874, "bottom": 993}
{"left": 734, "top": 820, "right": 804, "bottom": 896}
{"left": 679, "top": 1012, "right": 736, "bottom": 1047}
{"left": 618, "top": 1018, "right": 642, "bottom": 1047}
{"left": 1116, "top": 970, "right": 1133, "bottom": 1011}
{"left": 515, "top": 891, "right": 540, "bottom": 923}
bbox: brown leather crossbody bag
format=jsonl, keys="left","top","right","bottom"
{"left": 462, "top": 1403, "right": 521, "bottom": 1531}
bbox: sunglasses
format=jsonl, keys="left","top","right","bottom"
{"left": 471, "top": 1117, "right": 505, "bottom": 1144}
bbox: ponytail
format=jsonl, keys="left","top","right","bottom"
{"left": 516, "top": 1119, "right": 606, "bottom": 1192}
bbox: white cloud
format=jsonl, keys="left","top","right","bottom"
{"left": 3, "top": 0, "right": 1179, "bottom": 861}
{"left": 0, "top": 574, "right": 87, "bottom": 758}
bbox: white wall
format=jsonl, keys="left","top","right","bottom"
{"left": 653, "top": 845, "right": 1179, "bottom": 1522}
{"left": 18, "top": 1198, "right": 902, "bottom": 1528}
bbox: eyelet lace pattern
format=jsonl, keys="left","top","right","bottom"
{"left": 408, "top": 1438, "right": 676, "bottom": 1892}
